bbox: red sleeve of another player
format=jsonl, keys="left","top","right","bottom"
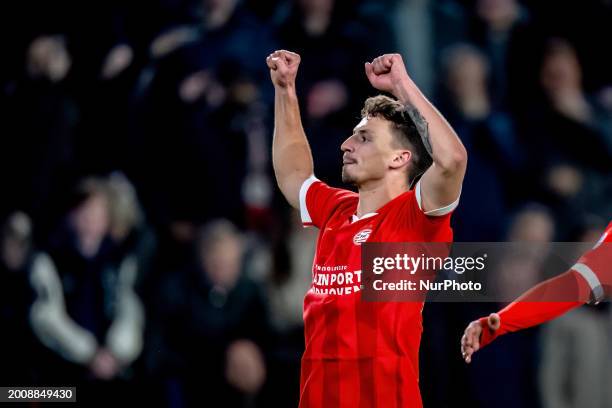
{"left": 573, "top": 222, "right": 612, "bottom": 298}
{"left": 479, "top": 223, "right": 612, "bottom": 348}
{"left": 479, "top": 270, "right": 589, "bottom": 348}
{"left": 299, "top": 176, "right": 356, "bottom": 228}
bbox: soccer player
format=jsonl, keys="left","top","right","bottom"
{"left": 266, "top": 49, "right": 467, "bottom": 407}
{"left": 461, "top": 220, "right": 612, "bottom": 364}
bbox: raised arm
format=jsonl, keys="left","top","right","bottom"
{"left": 266, "top": 50, "right": 314, "bottom": 209}
{"left": 365, "top": 54, "right": 467, "bottom": 211}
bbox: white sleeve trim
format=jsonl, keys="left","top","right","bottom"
{"left": 593, "top": 231, "right": 608, "bottom": 250}
{"left": 572, "top": 262, "right": 604, "bottom": 304}
{"left": 415, "top": 179, "right": 460, "bottom": 216}
{"left": 299, "top": 175, "right": 319, "bottom": 225}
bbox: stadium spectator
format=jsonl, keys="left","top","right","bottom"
{"left": 468, "top": 0, "right": 544, "bottom": 112}
{"left": 275, "top": 0, "right": 379, "bottom": 186}
{"left": 148, "top": 219, "right": 271, "bottom": 407}
{"left": 130, "top": 0, "right": 276, "bottom": 236}
{"left": 390, "top": 0, "right": 468, "bottom": 96}
{"left": 463, "top": 205, "right": 552, "bottom": 408}
{"left": 539, "top": 304, "right": 612, "bottom": 408}
{"left": 29, "top": 177, "right": 145, "bottom": 403}
{"left": 258, "top": 211, "right": 315, "bottom": 406}
{"left": 0, "top": 212, "right": 44, "bottom": 385}
{"left": 439, "top": 43, "right": 523, "bottom": 240}
{"left": 0, "top": 35, "right": 77, "bottom": 233}
{"left": 537, "top": 219, "right": 612, "bottom": 408}
{"left": 521, "top": 38, "right": 612, "bottom": 238}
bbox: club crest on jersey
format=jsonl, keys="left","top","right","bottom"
{"left": 353, "top": 229, "right": 372, "bottom": 245}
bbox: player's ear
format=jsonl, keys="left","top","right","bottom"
{"left": 389, "top": 150, "right": 411, "bottom": 170}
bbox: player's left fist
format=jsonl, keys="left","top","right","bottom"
{"left": 365, "top": 53, "right": 409, "bottom": 95}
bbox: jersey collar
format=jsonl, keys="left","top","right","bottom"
{"left": 350, "top": 212, "right": 378, "bottom": 223}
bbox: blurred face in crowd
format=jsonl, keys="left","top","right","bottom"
{"left": 1, "top": 213, "right": 32, "bottom": 271}
{"left": 203, "top": 0, "right": 237, "bottom": 13}
{"left": 446, "top": 48, "right": 488, "bottom": 99}
{"left": 495, "top": 255, "right": 542, "bottom": 300}
{"left": 71, "top": 193, "right": 111, "bottom": 256}
{"left": 505, "top": 208, "right": 555, "bottom": 273}
{"left": 540, "top": 41, "right": 582, "bottom": 94}
{"left": 200, "top": 228, "right": 243, "bottom": 290}
{"left": 1, "top": 237, "right": 28, "bottom": 271}
{"left": 299, "top": 0, "right": 334, "bottom": 16}
{"left": 341, "top": 116, "right": 409, "bottom": 187}
{"left": 203, "top": 0, "right": 238, "bottom": 28}
{"left": 27, "top": 36, "right": 71, "bottom": 82}
{"left": 107, "top": 173, "right": 141, "bottom": 242}
{"left": 508, "top": 209, "right": 555, "bottom": 242}
{"left": 306, "top": 80, "right": 348, "bottom": 119}
{"left": 477, "top": 0, "right": 519, "bottom": 30}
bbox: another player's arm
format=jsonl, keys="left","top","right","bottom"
{"left": 461, "top": 269, "right": 592, "bottom": 363}
{"left": 267, "top": 50, "right": 314, "bottom": 209}
{"left": 365, "top": 54, "right": 467, "bottom": 211}
{"left": 462, "top": 230, "right": 611, "bottom": 363}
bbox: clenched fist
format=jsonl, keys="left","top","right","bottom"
{"left": 365, "top": 53, "right": 410, "bottom": 95}
{"left": 266, "top": 50, "right": 301, "bottom": 89}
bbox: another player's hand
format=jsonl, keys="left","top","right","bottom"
{"left": 461, "top": 313, "right": 500, "bottom": 364}
{"left": 365, "top": 53, "right": 410, "bottom": 95}
{"left": 266, "top": 50, "right": 301, "bottom": 89}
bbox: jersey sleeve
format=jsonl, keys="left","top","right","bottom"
{"left": 299, "top": 175, "right": 356, "bottom": 228}
{"left": 571, "top": 221, "right": 612, "bottom": 304}
{"left": 478, "top": 222, "right": 612, "bottom": 349}
{"left": 479, "top": 270, "right": 589, "bottom": 348}
{"left": 414, "top": 179, "right": 460, "bottom": 217}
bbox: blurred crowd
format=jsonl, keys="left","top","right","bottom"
{"left": 1, "top": 0, "right": 611, "bottom": 407}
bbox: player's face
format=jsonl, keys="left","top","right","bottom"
{"left": 340, "top": 116, "right": 399, "bottom": 185}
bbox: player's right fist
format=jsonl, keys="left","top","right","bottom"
{"left": 266, "top": 50, "right": 300, "bottom": 89}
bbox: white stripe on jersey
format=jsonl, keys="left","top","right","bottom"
{"left": 415, "top": 179, "right": 460, "bottom": 216}
{"left": 593, "top": 231, "right": 608, "bottom": 250}
{"left": 572, "top": 262, "right": 605, "bottom": 304}
{"left": 299, "top": 175, "right": 319, "bottom": 225}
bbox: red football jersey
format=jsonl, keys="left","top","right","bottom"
{"left": 298, "top": 176, "right": 456, "bottom": 408}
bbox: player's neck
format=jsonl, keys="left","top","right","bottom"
{"left": 356, "top": 178, "right": 409, "bottom": 217}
